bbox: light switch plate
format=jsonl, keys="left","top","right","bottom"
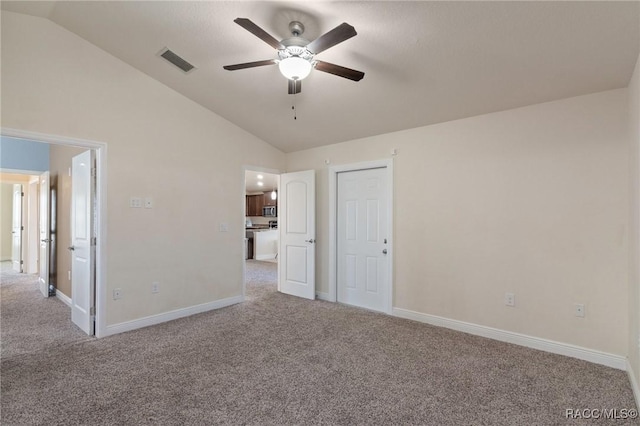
{"left": 129, "top": 197, "right": 142, "bottom": 208}
{"left": 144, "top": 197, "right": 153, "bottom": 209}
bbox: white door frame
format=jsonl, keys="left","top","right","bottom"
{"left": 328, "top": 159, "right": 394, "bottom": 314}
{"left": 1, "top": 171, "right": 40, "bottom": 273}
{"left": 1, "top": 127, "right": 108, "bottom": 338}
{"left": 241, "top": 165, "right": 281, "bottom": 300}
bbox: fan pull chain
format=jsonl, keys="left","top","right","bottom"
{"left": 292, "top": 92, "right": 297, "bottom": 120}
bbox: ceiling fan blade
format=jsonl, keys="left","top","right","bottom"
{"left": 288, "top": 79, "right": 302, "bottom": 95}
{"left": 307, "top": 23, "right": 357, "bottom": 54}
{"left": 314, "top": 60, "right": 365, "bottom": 82}
{"left": 223, "top": 59, "right": 277, "bottom": 71}
{"left": 234, "top": 18, "right": 283, "bottom": 50}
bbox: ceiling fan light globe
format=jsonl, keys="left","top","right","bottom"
{"left": 279, "top": 57, "right": 312, "bottom": 81}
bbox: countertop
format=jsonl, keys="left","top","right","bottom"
{"left": 246, "top": 227, "right": 277, "bottom": 234}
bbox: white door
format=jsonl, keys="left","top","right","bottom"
{"left": 71, "top": 150, "right": 95, "bottom": 335}
{"left": 11, "top": 184, "right": 23, "bottom": 273}
{"left": 278, "top": 170, "right": 315, "bottom": 300}
{"left": 38, "top": 173, "right": 50, "bottom": 297}
{"left": 27, "top": 178, "right": 40, "bottom": 274}
{"left": 337, "top": 168, "right": 389, "bottom": 312}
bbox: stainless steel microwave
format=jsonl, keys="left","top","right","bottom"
{"left": 262, "top": 206, "right": 277, "bottom": 217}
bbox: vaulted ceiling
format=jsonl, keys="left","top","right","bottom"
{"left": 2, "top": 1, "right": 639, "bottom": 153}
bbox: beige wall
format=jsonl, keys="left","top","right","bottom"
{"left": 49, "top": 144, "right": 86, "bottom": 297}
{"left": 0, "top": 183, "right": 14, "bottom": 260}
{"left": 1, "top": 12, "right": 286, "bottom": 326}
{"left": 287, "top": 89, "right": 629, "bottom": 356}
{"left": 629, "top": 53, "right": 640, "bottom": 385}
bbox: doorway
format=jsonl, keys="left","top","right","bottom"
{"left": 329, "top": 160, "right": 394, "bottom": 314}
{"left": 1, "top": 128, "right": 106, "bottom": 337}
{"left": 243, "top": 168, "right": 279, "bottom": 299}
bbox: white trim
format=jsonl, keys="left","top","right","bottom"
{"left": 1, "top": 127, "right": 107, "bottom": 338}
{"left": 56, "top": 289, "right": 72, "bottom": 308}
{"left": 328, "top": 159, "right": 394, "bottom": 314}
{"left": 315, "top": 291, "right": 331, "bottom": 301}
{"left": 393, "top": 307, "right": 627, "bottom": 370}
{"left": 0, "top": 168, "right": 46, "bottom": 176}
{"left": 628, "top": 360, "right": 640, "bottom": 409}
{"left": 104, "top": 295, "right": 243, "bottom": 337}
{"left": 255, "top": 254, "right": 277, "bottom": 261}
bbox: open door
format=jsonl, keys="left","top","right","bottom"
{"left": 278, "top": 170, "right": 315, "bottom": 300}
{"left": 38, "top": 173, "right": 50, "bottom": 297}
{"left": 11, "top": 184, "right": 23, "bottom": 273}
{"left": 71, "top": 150, "right": 95, "bottom": 335}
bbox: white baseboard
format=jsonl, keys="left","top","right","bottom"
{"left": 628, "top": 360, "right": 640, "bottom": 409}
{"left": 316, "top": 291, "right": 331, "bottom": 301}
{"left": 255, "top": 254, "right": 277, "bottom": 261}
{"left": 56, "top": 290, "right": 72, "bottom": 308}
{"left": 393, "top": 307, "right": 626, "bottom": 370}
{"left": 104, "top": 295, "right": 243, "bottom": 337}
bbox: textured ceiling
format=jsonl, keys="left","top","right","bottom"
{"left": 245, "top": 170, "right": 278, "bottom": 193}
{"left": 2, "top": 1, "right": 639, "bottom": 153}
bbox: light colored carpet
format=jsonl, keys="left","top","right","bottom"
{"left": 1, "top": 262, "right": 91, "bottom": 359}
{"left": 245, "top": 259, "right": 277, "bottom": 301}
{"left": 1, "top": 261, "right": 637, "bottom": 425}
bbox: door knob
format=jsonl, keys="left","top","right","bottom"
{"left": 382, "top": 249, "right": 388, "bottom": 254}
{"left": 68, "top": 246, "right": 75, "bottom": 251}
{"left": 41, "top": 239, "right": 51, "bottom": 243}
{"left": 305, "top": 239, "right": 316, "bottom": 243}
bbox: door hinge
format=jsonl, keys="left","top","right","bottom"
{"left": 20, "top": 260, "right": 24, "bottom": 264}
{"left": 21, "top": 226, "right": 24, "bottom": 231}
{"left": 92, "top": 237, "right": 97, "bottom": 245}
{"left": 91, "top": 167, "right": 97, "bottom": 178}
{"left": 90, "top": 306, "right": 95, "bottom": 316}
{"left": 21, "top": 192, "right": 24, "bottom": 197}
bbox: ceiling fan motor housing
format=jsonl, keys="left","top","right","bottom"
{"left": 278, "top": 21, "right": 315, "bottom": 66}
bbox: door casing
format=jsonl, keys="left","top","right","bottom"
{"left": 328, "top": 159, "right": 394, "bottom": 314}
{"left": 11, "top": 184, "right": 23, "bottom": 272}
{"left": 1, "top": 128, "right": 107, "bottom": 337}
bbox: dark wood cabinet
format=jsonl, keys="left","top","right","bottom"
{"left": 263, "top": 191, "right": 277, "bottom": 207}
{"left": 245, "top": 195, "right": 264, "bottom": 216}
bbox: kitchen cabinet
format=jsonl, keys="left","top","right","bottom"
{"left": 254, "top": 229, "right": 278, "bottom": 260}
{"left": 246, "top": 195, "right": 264, "bottom": 216}
{"left": 263, "top": 192, "right": 277, "bottom": 207}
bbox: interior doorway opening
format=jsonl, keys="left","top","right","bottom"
{"left": 1, "top": 128, "right": 106, "bottom": 337}
{"left": 243, "top": 168, "right": 279, "bottom": 299}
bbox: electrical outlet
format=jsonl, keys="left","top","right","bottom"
{"left": 144, "top": 197, "right": 153, "bottom": 209}
{"left": 151, "top": 282, "right": 160, "bottom": 294}
{"left": 113, "top": 288, "right": 122, "bottom": 300}
{"left": 504, "top": 293, "right": 515, "bottom": 307}
{"left": 574, "top": 303, "right": 585, "bottom": 318}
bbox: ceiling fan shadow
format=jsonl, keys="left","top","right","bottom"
{"left": 349, "top": 51, "right": 411, "bottom": 81}
{"left": 268, "top": 7, "right": 322, "bottom": 41}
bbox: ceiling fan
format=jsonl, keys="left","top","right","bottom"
{"left": 223, "top": 18, "right": 365, "bottom": 94}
